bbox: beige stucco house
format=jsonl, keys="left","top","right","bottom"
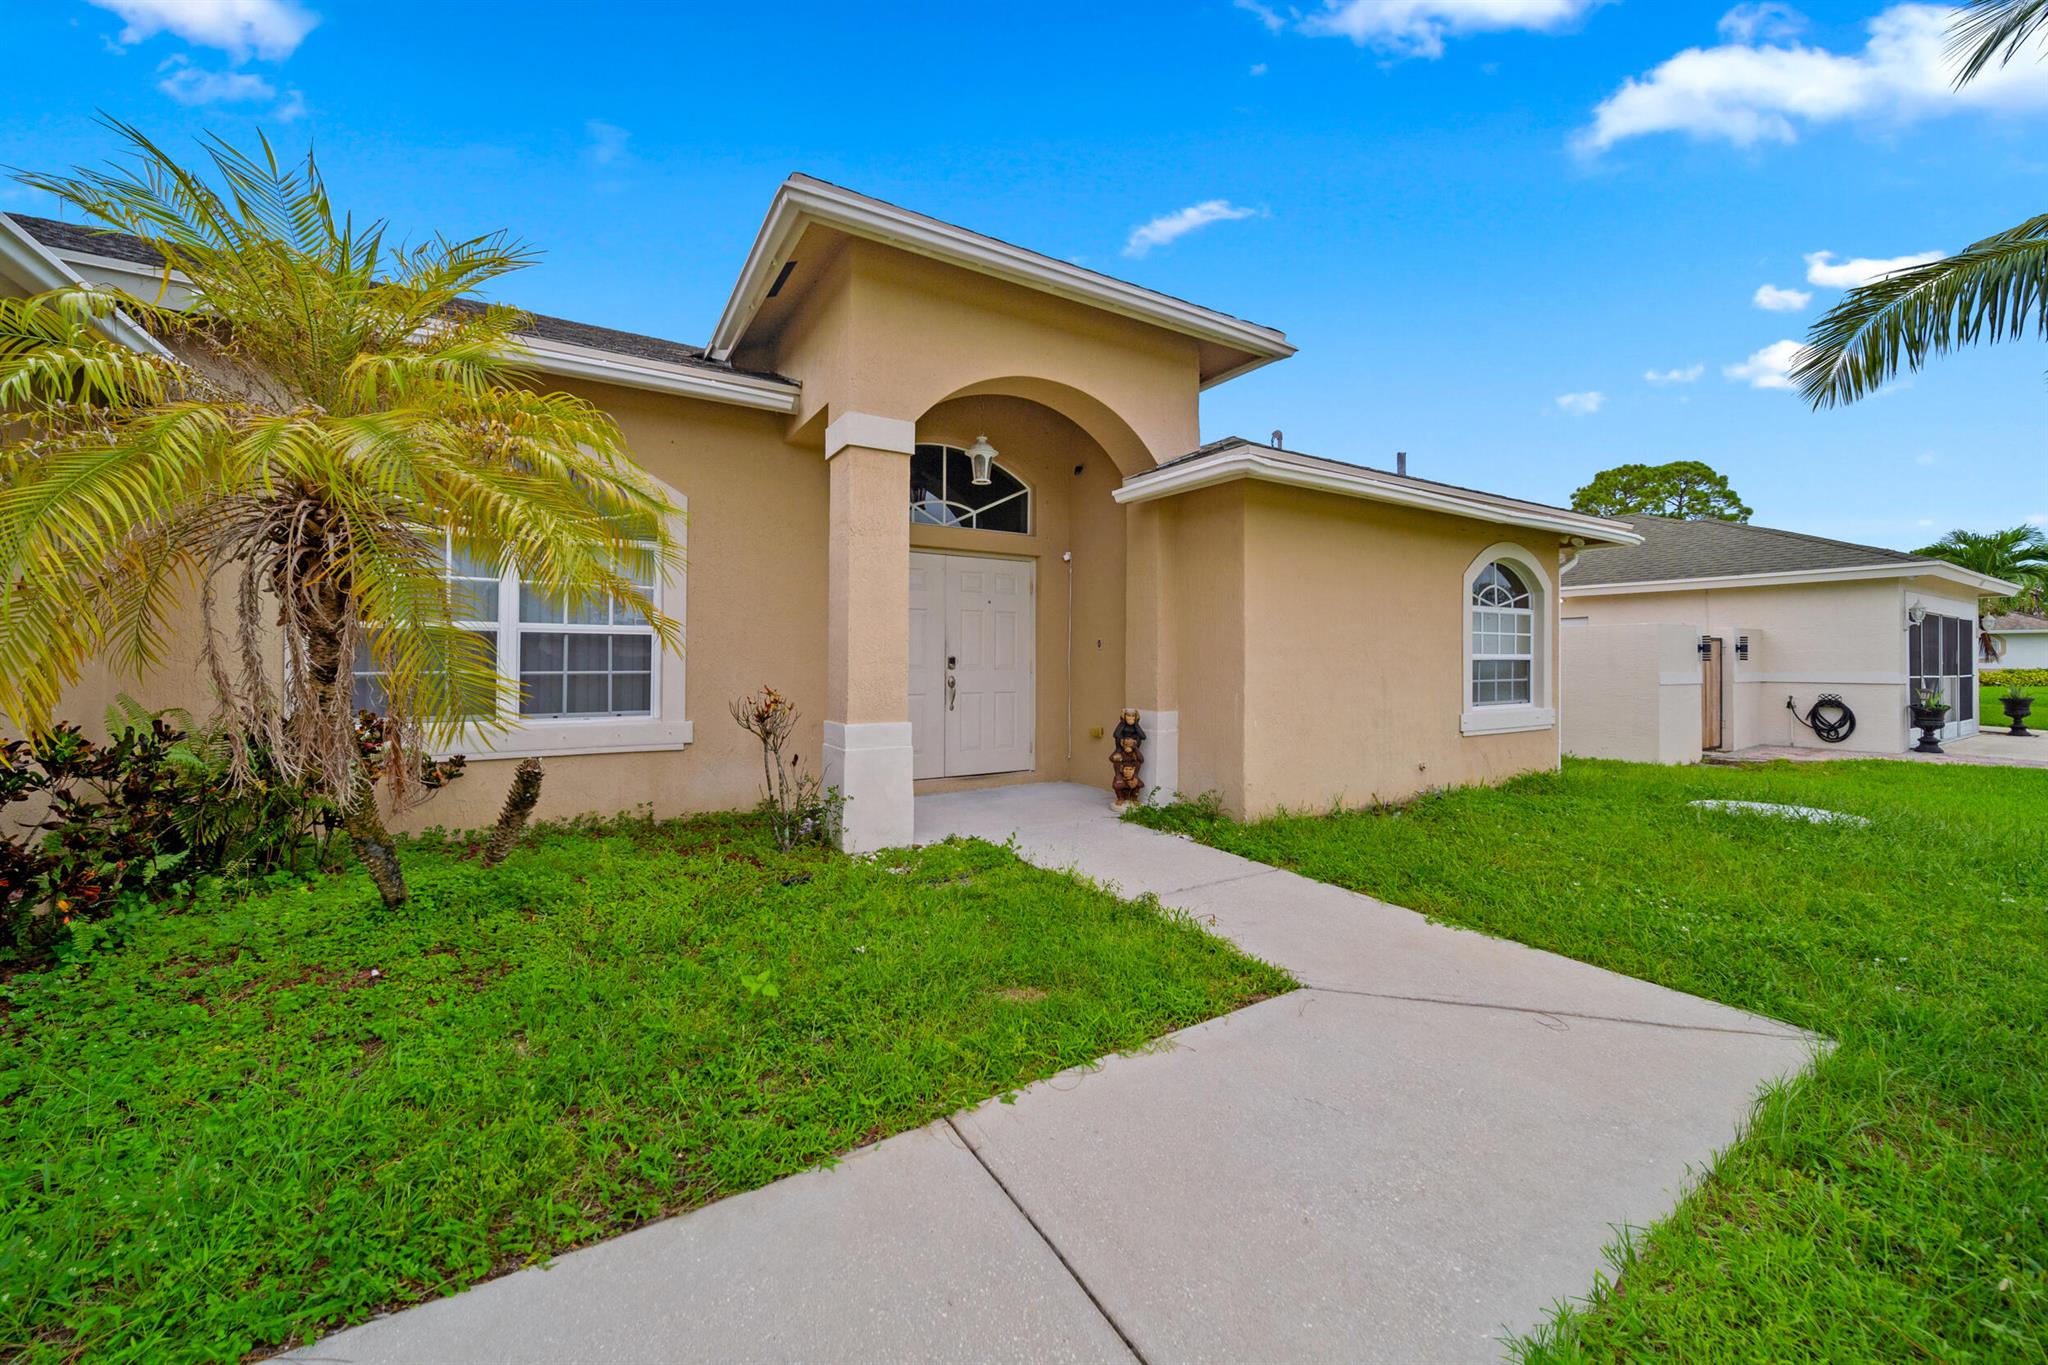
{"left": 1559, "top": 516, "right": 2017, "bottom": 762}
{"left": 1, "top": 175, "right": 1639, "bottom": 849}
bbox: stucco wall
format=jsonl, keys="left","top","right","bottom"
{"left": 1155, "top": 483, "right": 1248, "bottom": 808}
{"left": 749, "top": 235, "right": 1199, "bottom": 474}
{"left": 1995, "top": 632, "right": 2048, "bottom": 668}
{"left": 1149, "top": 482, "right": 1560, "bottom": 818}
{"left": 1562, "top": 578, "right": 1916, "bottom": 753}
{"left": 1560, "top": 622, "right": 1702, "bottom": 764}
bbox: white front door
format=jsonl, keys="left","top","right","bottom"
{"left": 908, "top": 552, "right": 1034, "bottom": 778}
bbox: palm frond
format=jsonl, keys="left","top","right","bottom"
{"left": 1793, "top": 213, "right": 2048, "bottom": 407}
{"left": 1949, "top": 0, "right": 2048, "bottom": 89}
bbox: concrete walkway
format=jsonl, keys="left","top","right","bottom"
{"left": 292, "top": 784, "right": 1816, "bottom": 1365}
{"left": 1726, "top": 729, "right": 2048, "bottom": 769}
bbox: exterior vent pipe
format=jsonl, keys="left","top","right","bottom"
{"left": 1270, "top": 430, "right": 1283, "bottom": 448}
{"left": 1396, "top": 450, "right": 1407, "bottom": 476}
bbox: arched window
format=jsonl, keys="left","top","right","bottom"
{"left": 1470, "top": 561, "right": 1533, "bottom": 706}
{"left": 910, "top": 443, "right": 1031, "bottom": 534}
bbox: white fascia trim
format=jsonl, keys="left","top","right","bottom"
{"left": 28, "top": 229, "right": 797, "bottom": 416}
{"left": 1461, "top": 705, "right": 1556, "bottom": 736}
{"left": 824, "top": 411, "right": 917, "bottom": 458}
{"left": 517, "top": 336, "right": 798, "bottom": 413}
{"left": 1563, "top": 562, "right": 2018, "bottom": 598}
{"left": 0, "top": 217, "right": 172, "bottom": 359}
{"left": 1113, "top": 448, "right": 1641, "bottom": 545}
{"left": 707, "top": 177, "right": 1296, "bottom": 386}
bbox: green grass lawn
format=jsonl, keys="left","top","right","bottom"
{"left": 1131, "top": 759, "right": 2047, "bottom": 1362}
{"left": 0, "top": 815, "right": 1291, "bottom": 1362}
{"left": 1981, "top": 682, "right": 2048, "bottom": 731}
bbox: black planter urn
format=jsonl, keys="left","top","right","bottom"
{"left": 2002, "top": 695, "right": 2036, "bottom": 738}
{"left": 1910, "top": 704, "right": 1949, "bottom": 754}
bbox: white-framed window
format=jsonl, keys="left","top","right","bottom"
{"left": 1470, "top": 562, "right": 1533, "bottom": 706}
{"left": 1461, "top": 544, "right": 1555, "bottom": 736}
{"left": 910, "top": 443, "right": 1031, "bottom": 533}
{"left": 351, "top": 496, "right": 690, "bottom": 758}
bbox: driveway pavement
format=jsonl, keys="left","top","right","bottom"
{"left": 292, "top": 783, "right": 1816, "bottom": 1365}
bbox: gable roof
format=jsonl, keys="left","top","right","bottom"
{"left": 1987, "top": 610, "right": 2048, "bottom": 633}
{"left": 1113, "top": 436, "right": 1640, "bottom": 545}
{"left": 707, "top": 175, "right": 1296, "bottom": 388}
{"left": 2, "top": 212, "right": 801, "bottom": 412}
{"left": 1561, "top": 514, "right": 2019, "bottom": 596}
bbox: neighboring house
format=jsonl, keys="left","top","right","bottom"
{"left": 1985, "top": 611, "right": 2048, "bottom": 669}
{"left": 1559, "top": 516, "right": 2018, "bottom": 761}
{"left": 0, "top": 176, "right": 1636, "bottom": 849}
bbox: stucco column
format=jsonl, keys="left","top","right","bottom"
{"left": 1123, "top": 500, "right": 1179, "bottom": 804}
{"left": 823, "top": 412, "right": 916, "bottom": 852}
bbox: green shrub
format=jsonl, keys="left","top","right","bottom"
{"left": 1982, "top": 667, "right": 2048, "bottom": 688}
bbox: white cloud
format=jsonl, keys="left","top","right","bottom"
{"left": 156, "top": 55, "right": 274, "bottom": 105}
{"left": 1643, "top": 364, "right": 1704, "bottom": 384}
{"left": 1803, "top": 248, "right": 1943, "bottom": 288}
{"left": 1577, "top": 3, "right": 2048, "bottom": 154}
{"left": 1717, "top": 2, "right": 1805, "bottom": 44}
{"left": 88, "top": 0, "right": 318, "bottom": 61}
{"left": 1556, "top": 389, "right": 1605, "bottom": 414}
{"left": 2028, "top": 512, "right": 2047, "bottom": 525}
{"left": 1724, "top": 338, "right": 1803, "bottom": 389}
{"left": 1123, "top": 200, "right": 1260, "bottom": 258}
{"left": 1235, "top": 0, "right": 1286, "bottom": 34}
{"left": 1913, "top": 450, "right": 1938, "bottom": 466}
{"left": 1250, "top": 62, "right": 1269, "bottom": 76}
{"left": 585, "top": 119, "right": 631, "bottom": 167}
{"left": 1752, "top": 282, "right": 1812, "bottom": 311}
{"left": 1247, "top": 0, "right": 1599, "bottom": 60}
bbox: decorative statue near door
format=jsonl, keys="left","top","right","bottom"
{"left": 1109, "top": 709, "right": 1146, "bottom": 810}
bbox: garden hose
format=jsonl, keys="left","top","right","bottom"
{"left": 1789, "top": 693, "right": 1856, "bottom": 744}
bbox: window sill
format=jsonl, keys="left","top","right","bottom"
{"left": 438, "top": 717, "right": 693, "bottom": 762}
{"left": 1461, "top": 706, "right": 1555, "bottom": 737}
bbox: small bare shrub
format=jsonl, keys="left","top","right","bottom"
{"left": 729, "top": 687, "right": 844, "bottom": 851}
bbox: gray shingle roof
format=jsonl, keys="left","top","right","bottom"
{"left": 1563, "top": 514, "right": 1935, "bottom": 588}
{"left": 1986, "top": 610, "right": 2048, "bottom": 632}
{"left": 6, "top": 213, "right": 794, "bottom": 387}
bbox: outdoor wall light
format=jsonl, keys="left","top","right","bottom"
{"left": 1698, "top": 635, "right": 1713, "bottom": 658}
{"left": 1906, "top": 601, "right": 1928, "bottom": 629}
{"left": 965, "top": 434, "right": 999, "bottom": 485}
{"left": 1736, "top": 635, "right": 1750, "bottom": 661}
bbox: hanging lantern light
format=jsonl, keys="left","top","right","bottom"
{"left": 965, "top": 434, "right": 998, "bottom": 486}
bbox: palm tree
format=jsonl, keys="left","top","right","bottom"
{"left": 1914, "top": 525, "right": 2048, "bottom": 611}
{"left": 0, "top": 122, "right": 681, "bottom": 905}
{"left": 1793, "top": 1, "right": 2048, "bottom": 405}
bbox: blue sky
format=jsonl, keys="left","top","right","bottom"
{"left": 5, "top": 0, "right": 2045, "bottom": 548}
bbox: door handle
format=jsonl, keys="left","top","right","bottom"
{"left": 945, "top": 673, "right": 957, "bottom": 711}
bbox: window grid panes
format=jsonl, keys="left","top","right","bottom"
{"left": 351, "top": 535, "right": 502, "bottom": 718}
{"left": 351, "top": 532, "right": 661, "bottom": 724}
{"left": 909, "top": 444, "right": 1031, "bottom": 533}
{"left": 1470, "top": 561, "right": 1534, "bottom": 707}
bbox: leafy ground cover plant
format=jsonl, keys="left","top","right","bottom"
{"left": 0, "top": 708, "right": 463, "bottom": 958}
{"left": 1130, "top": 759, "right": 2048, "bottom": 1361}
{"left": 0, "top": 813, "right": 1291, "bottom": 1361}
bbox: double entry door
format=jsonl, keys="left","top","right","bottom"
{"left": 909, "top": 552, "right": 1035, "bottom": 778}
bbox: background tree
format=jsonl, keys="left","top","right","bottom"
{"left": 0, "top": 123, "right": 681, "bottom": 906}
{"left": 1913, "top": 524, "right": 2048, "bottom": 613}
{"left": 1570, "top": 460, "right": 1754, "bottom": 521}
{"left": 1794, "top": 0, "right": 2048, "bottom": 404}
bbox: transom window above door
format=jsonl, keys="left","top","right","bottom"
{"left": 910, "top": 443, "right": 1031, "bottom": 534}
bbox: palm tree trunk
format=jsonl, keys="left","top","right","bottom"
{"left": 482, "top": 757, "right": 543, "bottom": 868}
{"left": 299, "top": 573, "right": 409, "bottom": 908}
{"left": 344, "top": 783, "right": 408, "bottom": 907}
